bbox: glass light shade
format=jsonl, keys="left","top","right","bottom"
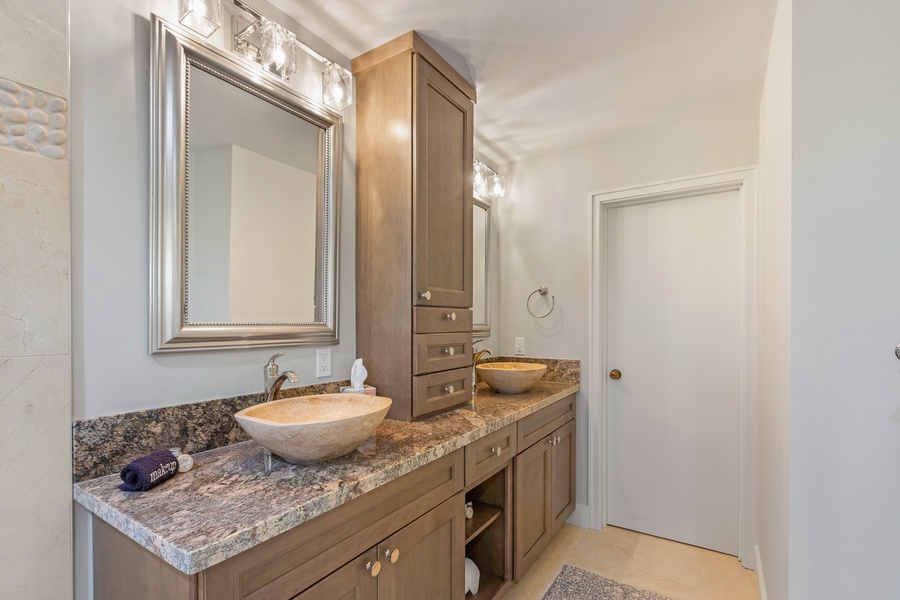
{"left": 260, "top": 21, "right": 297, "bottom": 80}
{"left": 323, "top": 62, "right": 353, "bottom": 111}
{"left": 179, "top": 0, "right": 221, "bottom": 37}
{"left": 473, "top": 160, "right": 488, "bottom": 195}
{"left": 488, "top": 173, "right": 506, "bottom": 198}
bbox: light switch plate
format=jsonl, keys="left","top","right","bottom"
{"left": 316, "top": 348, "right": 332, "bottom": 378}
{"left": 515, "top": 337, "right": 525, "bottom": 356}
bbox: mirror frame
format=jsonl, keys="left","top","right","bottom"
{"left": 150, "top": 15, "right": 341, "bottom": 353}
{"left": 472, "top": 193, "right": 492, "bottom": 336}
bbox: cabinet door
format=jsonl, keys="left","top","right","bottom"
{"left": 550, "top": 420, "right": 576, "bottom": 535}
{"left": 413, "top": 56, "right": 473, "bottom": 309}
{"left": 290, "top": 549, "right": 378, "bottom": 600}
{"left": 513, "top": 434, "right": 553, "bottom": 581}
{"left": 377, "top": 493, "right": 465, "bottom": 600}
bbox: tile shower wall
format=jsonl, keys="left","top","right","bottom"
{"left": 0, "top": 1, "right": 72, "bottom": 599}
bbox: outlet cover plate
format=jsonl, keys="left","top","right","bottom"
{"left": 316, "top": 348, "right": 332, "bottom": 378}
{"left": 515, "top": 337, "right": 525, "bottom": 356}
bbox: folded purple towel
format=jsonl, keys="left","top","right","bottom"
{"left": 118, "top": 449, "right": 179, "bottom": 492}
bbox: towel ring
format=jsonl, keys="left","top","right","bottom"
{"left": 527, "top": 286, "right": 555, "bottom": 319}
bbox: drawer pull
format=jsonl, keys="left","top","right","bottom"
{"left": 420, "top": 290, "right": 432, "bottom": 300}
{"left": 490, "top": 446, "right": 502, "bottom": 456}
{"left": 366, "top": 561, "right": 381, "bottom": 577}
{"left": 445, "top": 312, "right": 457, "bottom": 321}
{"left": 384, "top": 548, "right": 400, "bottom": 563}
{"left": 443, "top": 347, "right": 455, "bottom": 356}
{"left": 443, "top": 385, "right": 455, "bottom": 394}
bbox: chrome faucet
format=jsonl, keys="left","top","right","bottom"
{"left": 471, "top": 346, "right": 493, "bottom": 410}
{"left": 264, "top": 352, "right": 298, "bottom": 403}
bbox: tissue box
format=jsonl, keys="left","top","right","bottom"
{"left": 340, "top": 384, "right": 376, "bottom": 396}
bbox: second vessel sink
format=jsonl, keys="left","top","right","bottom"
{"left": 476, "top": 362, "right": 547, "bottom": 394}
{"left": 235, "top": 394, "right": 392, "bottom": 464}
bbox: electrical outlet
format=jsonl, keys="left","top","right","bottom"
{"left": 515, "top": 337, "right": 525, "bottom": 356}
{"left": 316, "top": 348, "right": 332, "bottom": 378}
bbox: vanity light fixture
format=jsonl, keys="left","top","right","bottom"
{"left": 473, "top": 159, "right": 506, "bottom": 199}
{"left": 179, "top": 0, "right": 221, "bottom": 37}
{"left": 323, "top": 61, "right": 353, "bottom": 111}
{"left": 232, "top": 0, "right": 353, "bottom": 110}
{"left": 260, "top": 21, "right": 296, "bottom": 79}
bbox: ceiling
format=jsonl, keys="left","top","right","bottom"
{"left": 267, "top": 0, "right": 778, "bottom": 164}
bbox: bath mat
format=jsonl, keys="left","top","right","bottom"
{"left": 542, "top": 564, "right": 674, "bottom": 600}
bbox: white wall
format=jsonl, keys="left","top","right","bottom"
{"left": 70, "top": 0, "right": 356, "bottom": 420}
{"left": 756, "top": 0, "right": 791, "bottom": 597}
{"left": 501, "top": 106, "right": 759, "bottom": 514}
{"left": 69, "top": 2, "right": 356, "bottom": 599}
{"left": 790, "top": 0, "right": 900, "bottom": 597}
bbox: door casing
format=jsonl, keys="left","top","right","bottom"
{"left": 588, "top": 167, "right": 759, "bottom": 568}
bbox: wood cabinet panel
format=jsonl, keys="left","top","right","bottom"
{"left": 513, "top": 435, "right": 553, "bottom": 581}
{"left": 413, "top": 307, "right": 472, "bottom": 334}
{"left": 290, "top": 549, "right": 377, "bottom": 600}
{"left": 550, "top": 420, "right": 576, "bottom": 535}
{"left": 465, "top": 423, "right": 517, "bottom": 487}
{"left": 93, "top": 518, "right": 198, "bottom": 600}
{"left": 413, "top": 332, "right": 472, "bottom": 375}
{"left": 517, "top": 395, "right": 575, "bottom": 451}
{"left": 377, "top": 493, "right": 466, "bottom": 600}
{"left": 412, "top": 56, "right": 473, "bottom": 310}
{"left": 412, "top": 367, "right": 472, "bottom": 418}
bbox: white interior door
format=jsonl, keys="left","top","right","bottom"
{"left": 606, "top": 189, "right": 742, "bottom": 555}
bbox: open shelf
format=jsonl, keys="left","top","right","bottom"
{"left": 465, "top": 502, "right": 503, "bottom": 544}
{"left": 467, "top": 571, "right": 505, "bottom": 600}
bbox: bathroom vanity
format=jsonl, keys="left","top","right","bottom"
{"left": 76, "top": 382, "right": 577, "bottom": 600}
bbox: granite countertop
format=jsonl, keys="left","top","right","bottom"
{"left": 74, "top": 381, "right": 578, "bottom": 575}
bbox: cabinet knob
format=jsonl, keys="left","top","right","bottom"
{"left": 491, "top": 446, "right": 502, "bottom": 456}
{"left": 384, "top": 548, "right": 400, "bottom": 563}
{"left": 556, "top": 436, "right": 562, "bottom": 445}
{"left": 420, "top": 291, "right": 432, "bottom": 300}
{"left": 366, "top": 561, "right": 381, "bottom": 577}
{"left": 444, "top": 347, "right": 455, "bottom": 356}
{"left": 443, "top": 385, "right": 455, "bottom": 394}
{"left": 445, "top": 312, "right": 457, "bottom": 321}
{"left": 546, "top": 438, "right": 554, "bottom": 445}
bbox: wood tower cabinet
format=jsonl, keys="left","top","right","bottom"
{"left": 353, "top": 32, "right": 476, "bottom": 421}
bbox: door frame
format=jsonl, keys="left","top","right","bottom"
{"left": 588, "top": 167, "right": 758, "bottom": 568}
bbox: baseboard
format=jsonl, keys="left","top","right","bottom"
{"left": 755, "top": 545, "right": 768, "bottom": 600}
{"left": 566, "top": 503, "right": 595, "bottom": 529}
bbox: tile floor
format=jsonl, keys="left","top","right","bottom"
{"left": 503, "top": 525, "right": 760, "bottom": 600}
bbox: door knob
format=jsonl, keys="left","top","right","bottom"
{"left": 895, "top": 344, "right": 900, "bottom": 360}
{"left": 609, "top": 369, "right": 622, "bottom": 380}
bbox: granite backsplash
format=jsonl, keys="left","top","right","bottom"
{"left": 72, "top": 380, "right": 349, "bottom": 482}
{"left": 73, "top": 357, "right": 579, "bottom": 483}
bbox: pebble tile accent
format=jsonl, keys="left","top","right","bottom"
{"left": 0, "top": 78, "right": 67, "bottom": 159}
{"left": 74, "top": 380, "right": 579, "bottom": 574}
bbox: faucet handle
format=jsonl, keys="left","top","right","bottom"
{"left": 264, "top": 352, "right": 285, "bottom": 379}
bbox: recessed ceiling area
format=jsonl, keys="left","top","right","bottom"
{"left": 267, "top": 0, "right": 779, "bottom": 163}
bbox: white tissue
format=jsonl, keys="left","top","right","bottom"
{"left": 464, "top": 557, "right": 480, "bottom": 595}
{"left": 350, "top": 358, "right": 368, "bottom": 390}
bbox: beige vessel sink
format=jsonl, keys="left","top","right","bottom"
{"left": 235, "top": 394, "right": 392, "bottom": 464}
{"left": 476, "top": 362, "right": 547, "bottom": 394}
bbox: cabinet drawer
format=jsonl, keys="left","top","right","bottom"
{"left": 517, "top": 395, "right": 575, "bottom": 451}
{"left": 413, "top": 333, "right": 472, "bottom": 375}
{"left": 412, "top": 368, "right": 472, "bottom": 418}
{"left": 414, "top": 307, "right": 472, "bottom": 334}
{"left": 465, "top": 422, "right": 517, "bottom": 487}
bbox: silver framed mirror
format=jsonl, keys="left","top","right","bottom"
{"left": 473, "top": 193, "right": 492, "bottom": 336}
{"left": 150, "top": 15, "right": 341, "bottom": 353}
